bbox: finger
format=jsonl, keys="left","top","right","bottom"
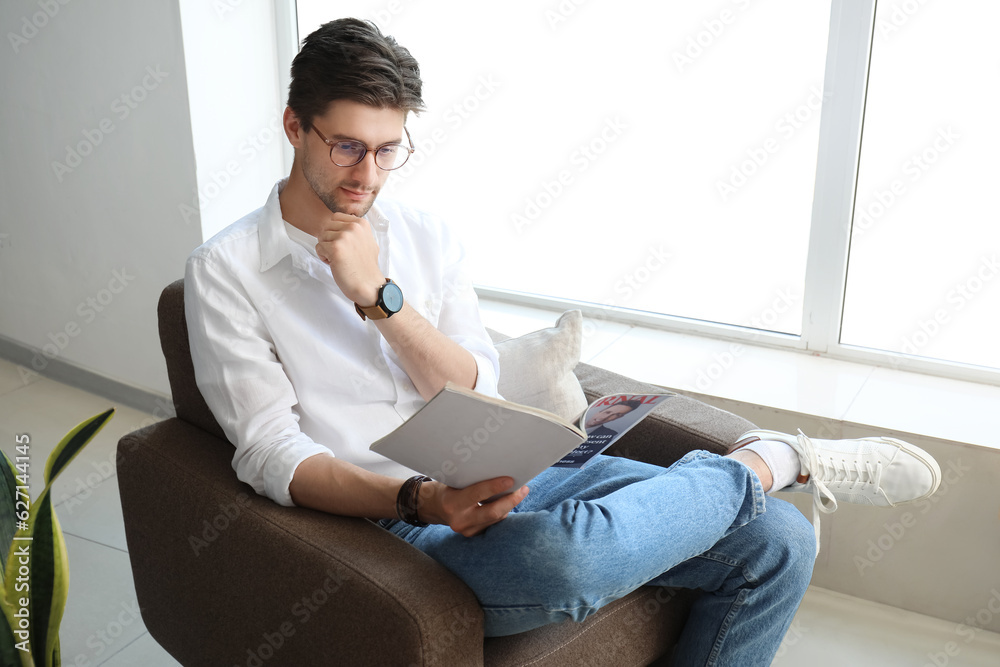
{"left": 462, "top": 486, "right": 528, "bottom": 537}
{"left": 489, "top": 485, "right": 528, "bottom": 512}
{"left": 318, "top": 213, "right": 366, "bottom": 233}
{"left": 470, "top": 476, "right": 516, "bottom": 504}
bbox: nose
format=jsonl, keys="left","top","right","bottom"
{"left": 349, "top": 150, "right": 379, "bottom": 185}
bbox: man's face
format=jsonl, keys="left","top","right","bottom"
{"left": 299, "top": 99, "right": 406, "bottom": 218}
{"left": 585, "top": 404, "right": 636, "bottom": 429}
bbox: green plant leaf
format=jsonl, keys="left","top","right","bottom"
{"left": 44, "top": 407, "right": 115, "bottom": 486}
{"left": 0, "top": 451, "right": 30, "bottom": 666}
{"left": 0, "top": 606, "right": 26, "bottom": 667}
{"left": 0, "top": 451, "right": 20, "bottom": 587}
{"left": 1, "top": 516, "right": 34, "bottom": 667}
{"left": 28, "top": 491, "right": 68, "bottom": 667}
{"left": 0, "top": 408, "right": 115, "bottom": 666}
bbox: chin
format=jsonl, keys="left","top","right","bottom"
{"left": 322, "top": 192, "right": 376, "bottom": 218}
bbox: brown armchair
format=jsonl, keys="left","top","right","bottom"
{"left": 117, "top": 280, "right": 757, "bottom": 666}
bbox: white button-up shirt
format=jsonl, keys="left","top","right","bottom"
{"left": 184, "top": 179, "right": 500, "bottom": 506}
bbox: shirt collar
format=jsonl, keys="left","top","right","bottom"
{"left": 257, "top": 178, "right": 390, "bottom": 273}
{"left": 258, "top": 179, "right": 292, "bottom": 272}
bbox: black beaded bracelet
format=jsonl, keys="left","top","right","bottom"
{"left": 396, "top": 475, "right": 432, "bottom": 526}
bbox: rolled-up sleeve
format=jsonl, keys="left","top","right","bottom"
{"left": 184, "top": 255, "right": 333, "bottom": 506}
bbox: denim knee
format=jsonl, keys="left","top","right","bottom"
{"left": 756, "top": 498, "right": 817, "bottom": 590}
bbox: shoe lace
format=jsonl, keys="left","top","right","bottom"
{"left": 790, "top": 430, "right": 883, "bottom": 557}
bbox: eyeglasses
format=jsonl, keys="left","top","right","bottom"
{"left": 311, "top": 126, "right": 415, "bottom": 171}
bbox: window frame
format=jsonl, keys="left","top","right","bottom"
{"left": 282, "top": 0, "right": 1000, "bottom": 387}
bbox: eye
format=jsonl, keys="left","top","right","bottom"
{"left": 378, "top": 145, "right": 400, "bottom": 156}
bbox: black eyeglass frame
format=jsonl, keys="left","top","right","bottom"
{"left": 311, "top": 125, "right": 416, "bottom": 171}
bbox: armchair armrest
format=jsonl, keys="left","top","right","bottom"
{"left": 572, "top": 361, "right": 756, "bottom": 468}
{"left": 118, "top": 419, "right": 485, "bottom": 666}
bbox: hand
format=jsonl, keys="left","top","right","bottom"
{"left": 419, "top": 477, "right": 530, "bottom": 537}
{"left": 315, "top": 213, "right": 384, "bottom": 305}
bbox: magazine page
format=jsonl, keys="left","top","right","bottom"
{"left": 552, "top": 393, "right": 672, "bottom": 468}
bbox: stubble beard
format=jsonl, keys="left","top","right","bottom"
{"left": 302, "top": 160, "right": 378, "bottom": 219}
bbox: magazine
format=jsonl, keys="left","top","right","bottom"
{"left": 370, "top": 382, "right": 671, "bottom": 494}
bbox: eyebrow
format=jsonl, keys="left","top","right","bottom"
{"left": 329, "top": 132, "right": 404, "bottom": 146}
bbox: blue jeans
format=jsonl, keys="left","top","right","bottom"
{"left": 381, "top": 451, "right": 816, "bottom": 666}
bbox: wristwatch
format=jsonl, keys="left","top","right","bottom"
{"left": 355, "top": 279, "right": 404, "bottom": 320}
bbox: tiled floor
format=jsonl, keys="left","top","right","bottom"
{"left": 1, "top": 347, "right": 998, "bottom": 664}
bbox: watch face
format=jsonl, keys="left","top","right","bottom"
{"left": 381, "top": 281, "right": 404, "bottom": 312}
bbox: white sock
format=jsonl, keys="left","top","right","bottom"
{"left": 741, "top": 439, "right": 802, "bottom": 492}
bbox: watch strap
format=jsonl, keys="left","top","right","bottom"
{"left": 355, "top": 278, "right": 396, "bottom": 321}
{"left": 355, "top": 301, "right": 389, "bottom": 320}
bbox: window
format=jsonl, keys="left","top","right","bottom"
{"left": 297, "top": 1, "right": 832, "bottom": 336}
{"left": 291, "top": 0, "right": 1000, "bottom": 382}
{"left": 841, "top": 0, "right": 1000, "bottom": 371}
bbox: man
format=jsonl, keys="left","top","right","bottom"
{"left": 185, "top": 18, "right": 941, "bottom": 665}
{"left": 582, "top": 398, "right": 643, "bottom": 459}
{"left": 585, "top": 398, "right": 644, "bottom": 435}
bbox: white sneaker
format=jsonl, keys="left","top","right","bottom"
{"left": 731, "top": 429, "right": 942, "bottom": 553}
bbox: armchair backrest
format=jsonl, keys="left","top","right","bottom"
{"left": 157, "top": 279, "right": 227, "bottom": 439}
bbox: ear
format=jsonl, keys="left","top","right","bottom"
{"left": 283, "top": 106, "right": 305, "bottom": 148}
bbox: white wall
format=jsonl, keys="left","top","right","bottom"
{"left": 0, "top": 0, "right": 199, "bottom": 397}
{"left": 177, "top": 0, "right": 289, "bottom": 241}
{"left": 0, "top": 0, "right": 289, "bottom": 400}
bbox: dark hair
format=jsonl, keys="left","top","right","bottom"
{"left": 618, "top": 400, "right": 643, "bottom": 411}
{"left": 287, "top": 18, "right": 425, "bottom": 133}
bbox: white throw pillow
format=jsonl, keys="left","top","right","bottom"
{"left": 495, "top": 310, "right": 588, "bottom": 422}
